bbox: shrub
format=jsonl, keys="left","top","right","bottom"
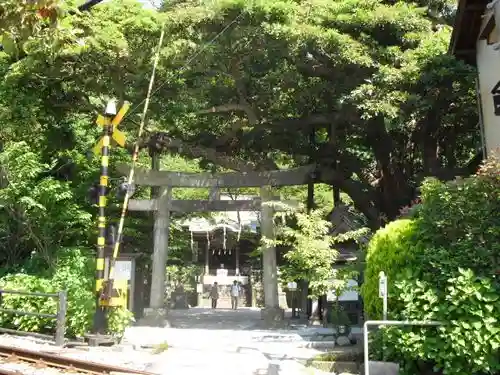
{"left": 0, "top": 247, "right": 134, "bottom": 338}
{"left": 389, "top": 269, "right": 500, "bottom": 375}
{"left": 361, "top": 219, "right": 418, "bottom": 320}
{"left": 414, "top": 176, "right": 500, "bottom": 287}
{"left": 50, "top": 247, "right": 95, "bottom": 337}
{"left": 0, "top": 274, "right": 58, "bottom": 334}
{"left": 107, "top": 307, "right": 135, "bottom": 338}
{"left": 364, "top": 154, "right": 500, "bottom": 374}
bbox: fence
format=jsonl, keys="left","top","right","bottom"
{"left": 0, "top": 289, "right": 67, "bottom": 346}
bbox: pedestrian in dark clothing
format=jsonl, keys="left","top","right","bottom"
{"left": 210, "top": 282, "right": 219, "bottom": 309}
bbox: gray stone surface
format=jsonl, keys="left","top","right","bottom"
{"left": 336, "top": 335, "right": 352, "bottom": 347}
{"left": 261, "top": 306, "right": 285, "bottom": 322}
{"left": 135, "top": 307, "right": 170, "bottom": 328}
{"left": 123, "top": 307, "right": 335, "bottom": 374}
{"left": 362, "top": 361, "right": 400, "bottom": 375}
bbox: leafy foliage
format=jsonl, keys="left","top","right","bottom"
{"left": 0, "top": 247, "right": 137, "bottom": 338}
{"left": 363, "top": 154, "right": 500, "bottom": 374}
{"left": 0, "top": 248, "right": 94, "bottom": 337}
{"left": 1, "top": 0, "right": 480, "bottom": 229}
{"left": 107, "top": 307, "right": 135, "bottom": 338}
{"left": 166, "top": 264, "right": 202, "bottom": 294}
{"left": 273, "top": 207, "right": 338, "bottom": 298}
{"left": 0, "top": 142, "right": 92, "bottom": 268}
{"left": 0, "top": 0, "right": 484, "bottom": 343}
{"left": 361, "top": 219, "right": 418, "bottom": 320}
{"left": 388, "top": 269, "right": 500, "bottom": 375}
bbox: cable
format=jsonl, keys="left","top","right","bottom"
{"left": 105, "top": 23, "right": 166, "bottom": 286}
{"left": 123, "top": 10, "right": 245, "bottom": 121}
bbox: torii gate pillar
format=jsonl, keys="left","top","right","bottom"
{"left": 260, "top": 187, "right": 285, "bottom": 322}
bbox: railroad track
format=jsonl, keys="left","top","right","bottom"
{"left": 0, "top": 344, "right": 157, "bottom": 375}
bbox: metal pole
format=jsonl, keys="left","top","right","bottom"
{"left": 55, "top": 291, "right": 67, "bottom": 346}
{"left": 92, "top": 101, "right": 116, "bottom": 334}
{"left": 382, "top": 293, "right": 388, "bottom": 321}
{"left": 363, "top": 320, "right": 443, "bottom": 375}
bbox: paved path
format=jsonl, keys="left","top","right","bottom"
{"left": 167, "top": 307, "right": 264, "bottom": 330}
{"left": 123, "top": 307, "right": 329, "bottom": 375}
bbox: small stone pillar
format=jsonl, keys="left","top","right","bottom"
{"left": 260, "top": 186, "right": 284, "bottom": 322}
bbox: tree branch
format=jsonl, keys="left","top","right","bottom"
{"left": 146, "top": 132, "right": 257, "bottom": 173}
{"left": 415, "top": 151, "right": 483, "bottom": 183}
{"left": 315, "top": 165, "right": 380, "bottom": 228}
{"left": 264, "top": 113, "right": 339, "bottom": 129}
{"left": 197, "top": 103, "right": 258, "bottom": 124}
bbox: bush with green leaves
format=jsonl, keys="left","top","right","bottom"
{"left": 273, "top": 208, "right": 338, "bottom": 298}
{"left": 360, "top": 218, "right": 418, "bottom": 320}
{"left": 0, "top": 247, "right": 94, "bottom": 337}
{"left": 363, "top": 154, "right": 500, "bottom": 374}
{"left": 0, "top": 247, "right": 134, "bottom": 338}
{"left": 0, "top": 141, "right": 93, "bottom": 269}
{"left": 386, "top": 268, "right": 500, "bottom": 375}
{"left": 107, "top": 307, "right": 135, "bottom": 338}
{"left": 0, "top": 274, "right": 57, "bottom": 334}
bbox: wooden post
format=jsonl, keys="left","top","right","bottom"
{"left": 55, "top": 290, "right": 67, "bottom": 346}
{"left": 149, "top": 186, "right": 172, "bottom": 309}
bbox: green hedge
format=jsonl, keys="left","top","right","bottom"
{"left": 362, "top": 154, "right": 500, "bottom": 375}
{"left": 360, "top": 218, "right": 418, "bottom": 320}
{"left": 0, "top": 247, "right": 133, "bottom": 338}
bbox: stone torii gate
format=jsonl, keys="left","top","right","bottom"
{"left": 117, "top": 163, "right": 315, "bottom": 325}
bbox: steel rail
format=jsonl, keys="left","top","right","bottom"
{"left": 0, "top": 369, "right": 22, "bottom": 375}
{"left": 0, "top": 344, "right": 156, "bottom": 375}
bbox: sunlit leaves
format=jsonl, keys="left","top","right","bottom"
{"left": 364, "top": 157, "right": 500, "bottom": 374}
{"left": 271, "top": 207, "right": 339, "bottom": 298}
{"left": 0, "top": 142, "right": 92, "bottom": 267}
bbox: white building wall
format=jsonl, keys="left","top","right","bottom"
{"left": 477, "top": 39, "right": 500, "bottom": 156}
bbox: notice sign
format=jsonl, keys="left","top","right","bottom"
{"left": 114, "top": 260, "right": 132, "bottom": 280}
{"left": 379, "top": 272, "right": 387, "bottom": 298}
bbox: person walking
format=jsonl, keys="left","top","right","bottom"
{"left": 230, "top": 280, "right": 240, "bottom": 310}
{"left": 210, "top": 282, "right": 219, "bottom": 309}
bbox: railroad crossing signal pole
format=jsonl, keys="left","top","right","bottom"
{"left": 91, "top": 100, "right": 129, "bottom": 334}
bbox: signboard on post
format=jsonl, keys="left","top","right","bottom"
{"left": 113, "top": 260, "right": 132, "bottom": 280}
{"left": 378, "top": 271, "right": 387, "bottom": 298}
{"left": 379, "top": 271, "right": 388, "bottom": 320}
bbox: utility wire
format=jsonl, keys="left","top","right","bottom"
{"left": 106, "top": 23, "right": 166, "bottom": 284}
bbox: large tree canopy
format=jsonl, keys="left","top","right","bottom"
{"left": 0, "top": 0, "right": 480, "bottom": 228}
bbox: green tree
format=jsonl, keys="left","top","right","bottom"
{"left": 275, "top": 208, "right": 338, "bottom": 298}
{"left": 2, "top": 0, "right": 480, "bottom": 230}
{"left": 146, "top": 0, "right": 479, "bottom": 226}
{"left": 0, "top": 141, "right": 92, "bottom": 268}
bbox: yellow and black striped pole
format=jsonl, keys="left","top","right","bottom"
{"left": 92, "top": 101, "right": 116, "bottom": 333}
